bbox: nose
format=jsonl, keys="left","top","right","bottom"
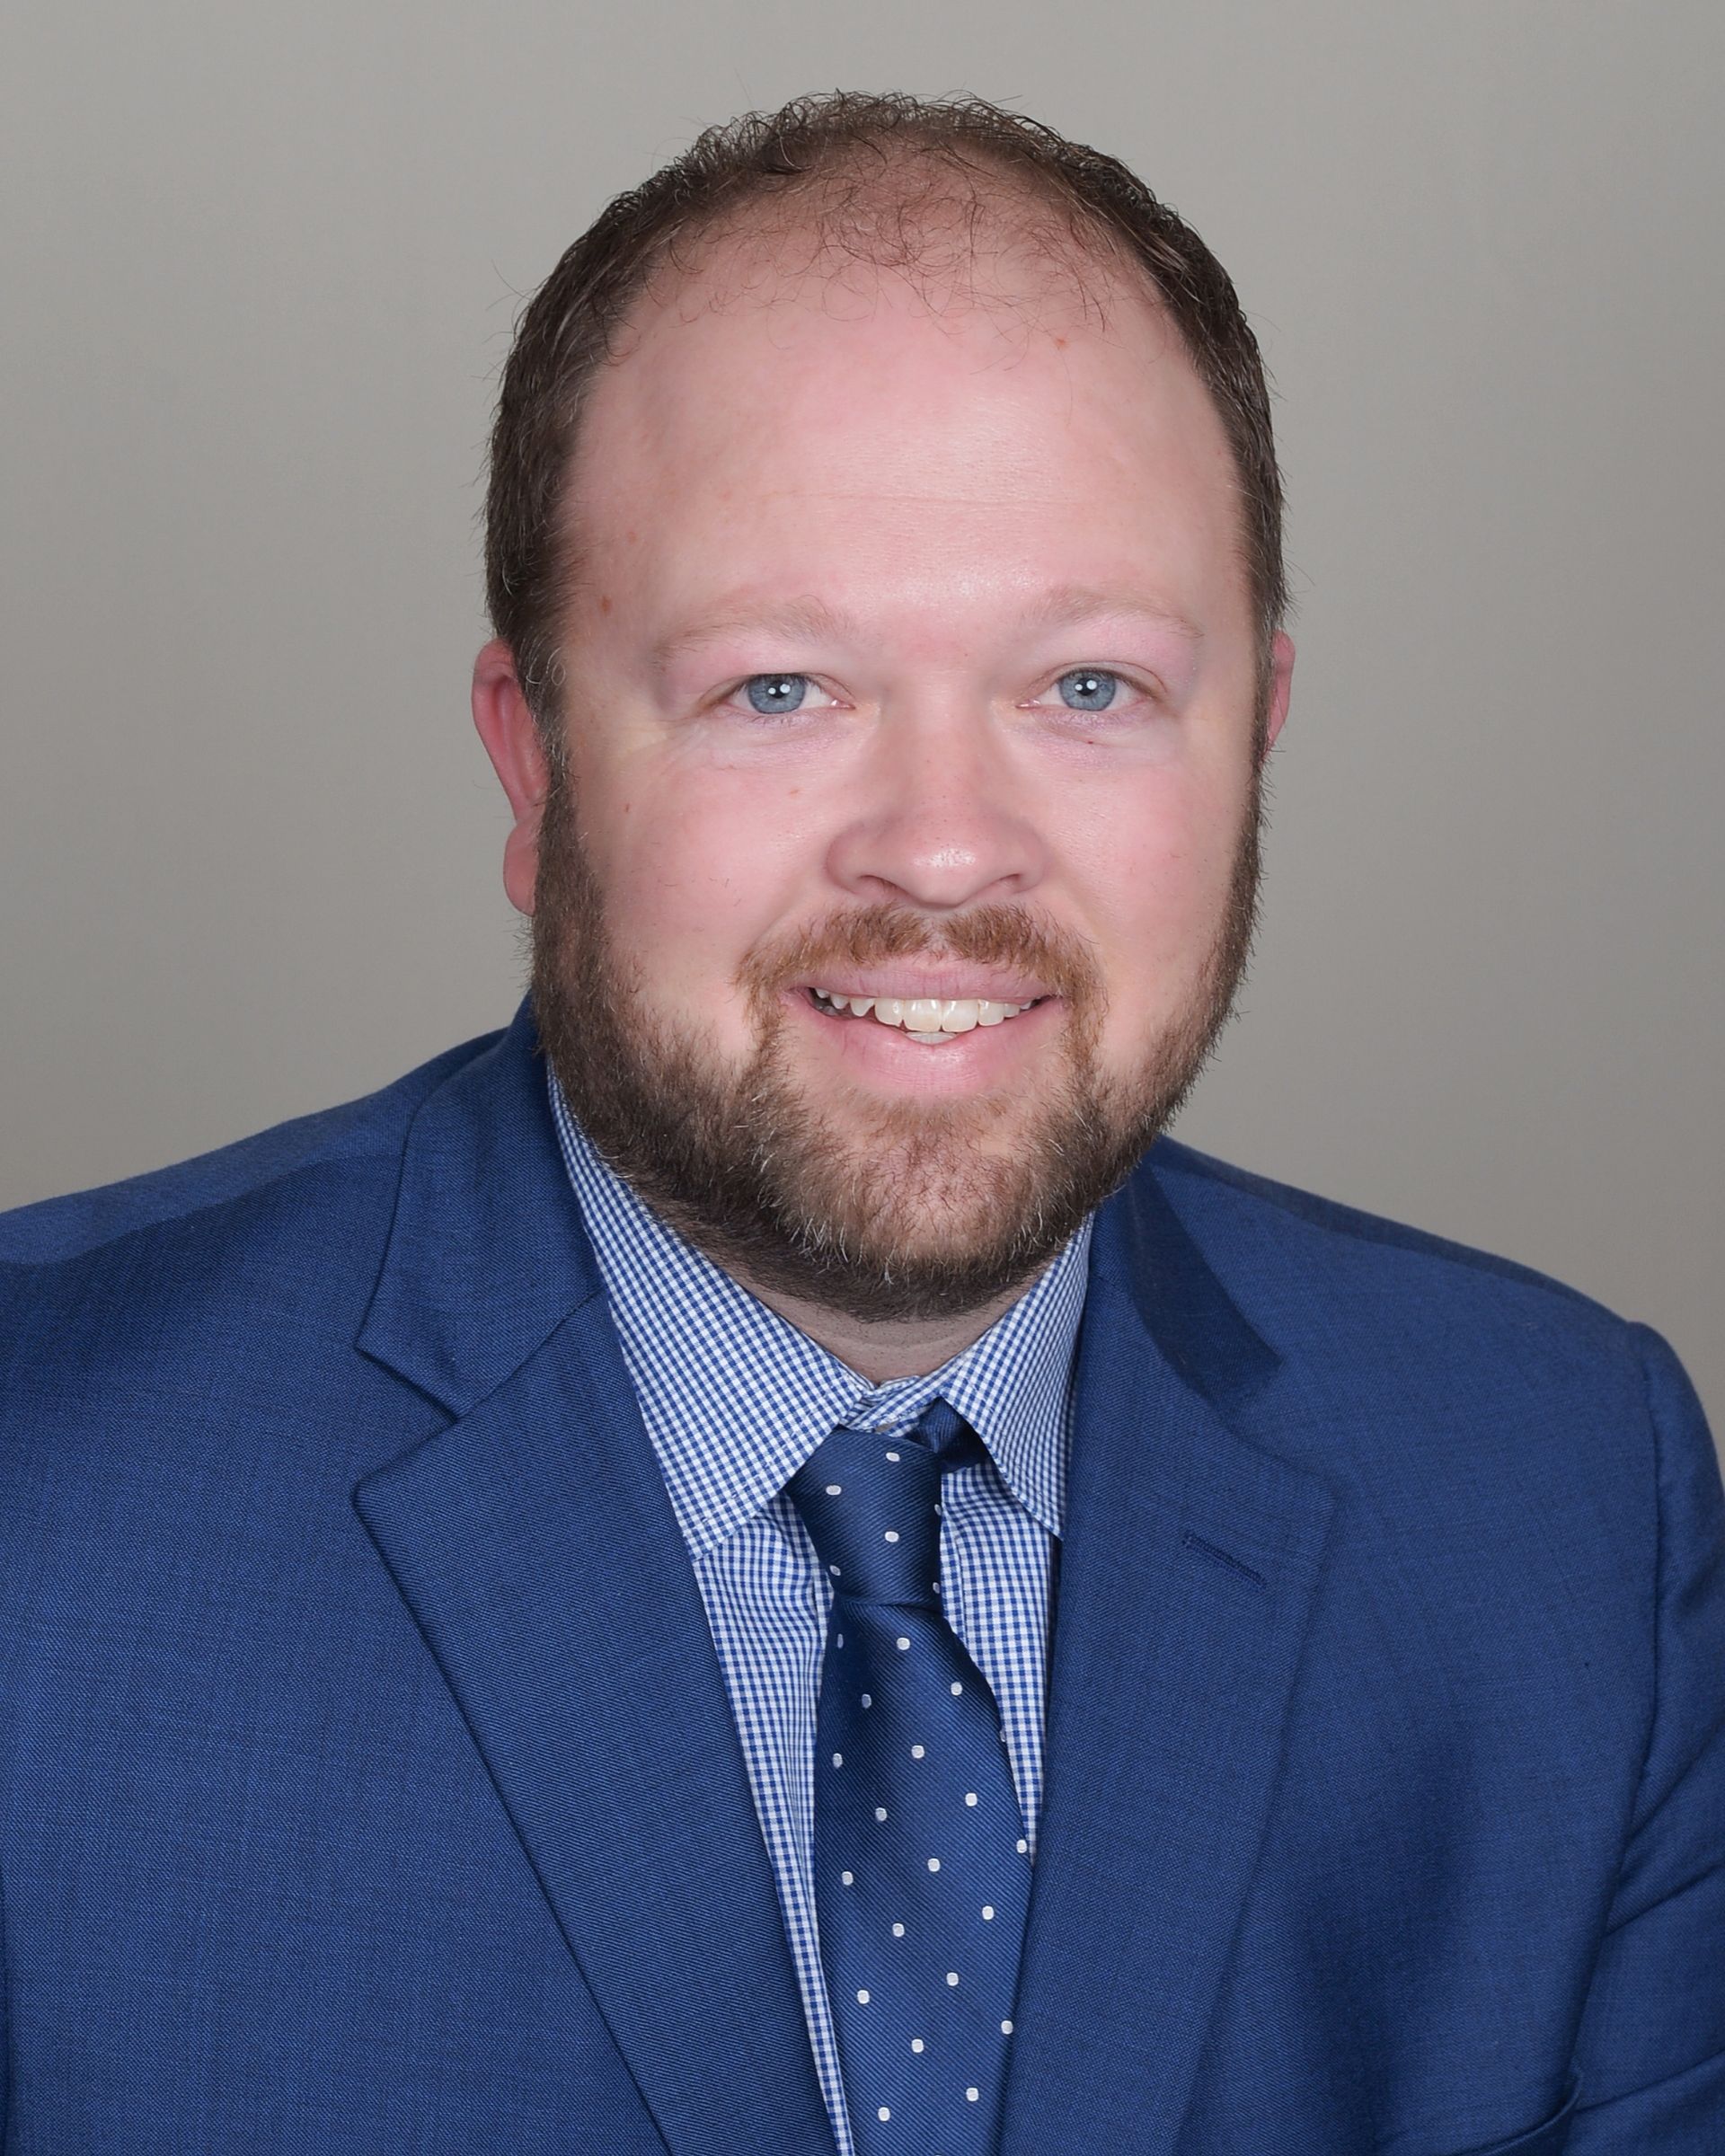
{"left": 823, "top": 699, "right": 1049, "bottom": 912}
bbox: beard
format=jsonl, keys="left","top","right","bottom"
{"left": 531, "top": 770, "right": 1263, "bottom": 1326}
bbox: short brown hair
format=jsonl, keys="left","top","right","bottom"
{"left": 484, "top": 91, "right": 1286, "bottom": 732}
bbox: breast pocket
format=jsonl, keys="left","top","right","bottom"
{"left": 1445, "top": 2075, "right": 1582, "bottom": 2156}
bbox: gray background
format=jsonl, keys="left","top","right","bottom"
{"left": 3, "top": 2, "right": 1720, "bottom": 1440}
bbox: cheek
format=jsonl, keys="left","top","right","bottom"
{"left": 1073, "top": 766, "right": 1249, "bottom": 1000}
{"left": 582, "top": 770, "right": 814, "bottom": 1005}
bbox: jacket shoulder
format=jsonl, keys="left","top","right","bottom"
{"left": 1146, "top": 1134, "right": 1627, "bottom": 1336}
{"left": 0, "top": 1028, "right": 503, "bottom": 1270}
{"left": 1137, "top": 1138, "right": 1709, "bottom": 1541}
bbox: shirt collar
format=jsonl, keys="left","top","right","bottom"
{"left": 547, "top": 1072, "right": 1087, "bottom": 1557}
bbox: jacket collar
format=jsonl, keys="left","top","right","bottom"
{"left": 357, "top": 999, "right": 605, "bottom": 1411}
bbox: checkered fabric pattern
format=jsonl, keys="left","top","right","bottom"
{"left": 548, "top": 1073, "right": 1088, "bottom": 2156}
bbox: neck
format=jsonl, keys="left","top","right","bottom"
{"left": 723, "top": 1264, "right": 1032, "bottom": 1384}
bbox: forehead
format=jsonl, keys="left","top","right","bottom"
{"left": 562, "top": 231, "right": 1249, "bottom": 636}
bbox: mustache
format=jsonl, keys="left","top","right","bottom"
{"left": 737, "top": 902, "right": 1105, "bottom": 1012}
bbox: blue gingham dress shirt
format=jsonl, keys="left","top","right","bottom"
{"left": 548, "top": 1074, "right": 1089, "bottom": 2156}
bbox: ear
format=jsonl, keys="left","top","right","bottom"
{"left": 472, "top": 638, "right": 553, "bottom": 915}
{"left": 1261, "top": 631, "right": 1295, "bottom": 762}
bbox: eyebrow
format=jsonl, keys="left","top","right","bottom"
{"left": 1019, "top": 583, "right": 1206, "bottom": 647}
{"left": 650, "top": 596, "right": 855, "bottom": 671}
{"left": 649, "top": 583, "right": 1205, "bottom": 671}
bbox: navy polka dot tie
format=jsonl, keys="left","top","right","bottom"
{"left": 790, "top": 1401, "right": 1030, "bottom": 2152}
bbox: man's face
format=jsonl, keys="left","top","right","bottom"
{"left": 495, "top": 243, "right": 1291, "bottom": 1321}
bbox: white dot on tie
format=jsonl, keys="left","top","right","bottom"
{"left": 876, "top": 1807, "right": 888, "bottom": 1823}
{"left": 892, "top": 1921, "right": 905, "bottom": 1937}
{"left": 896, "top": 1638, "right": 910, "bottom": 1651}
{"left": 910, "top": 2038, "right": 924, "bottom": 2054}
{"left": 982, "top": 1904, "right": 995, "bottom": 1920}
{"left": 951, "top": 1681, "right": 962, "bottom": 1695}
{"left": 885, "top": 1451, "right": 900, "bottom": 1462}
{"left": 964, "top": 1792, "right": 978, "bottom": 1807}
{"left": 967, "top": 2088, "right": 980, "bottom": 2103}
{"left": 857, "top": 1989, "right": 870, "bottom": 2005}
{"left": 826, "top": 1483, "right": 842, "bottom": 1495}
{"left": 884, "top": 1530, "right": 899, "bottom": 1543}
{"left": 1002, "top": 2019, "right": 1013, "bottom": 2035}
{"left": 836, "top": 1633, "right": 844, "bottom": 1648}
{"left": 861, "top": 1693, "right": 872, "bottom": 1708}
{"left": 829, "top": 1564, "right": 841, "bottom": 1576}
{"left": 946, "top": 1971, "right": 960, "bottom": 1986}
{"left": 878, "top": 2106, "right": 890, "bottom": 2122}
{"left": 1017, "top": 1839, "right": 1028, "bottom": 1854}
{"left": 841, "top": 1870, "right": 854, "bottom": 1886}
{"left": 832, "top": 1753, "right": 844, "bottom": 1768}
{"left": 910, "top": 1745, "right": 924, "bottom": 1759}
{"left": 927, "top": 1858, "right": 941, "bottom": 1872}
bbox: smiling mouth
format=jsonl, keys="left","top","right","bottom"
{"left": 807, "top": 985, "right": 1047, "bottom": 1044}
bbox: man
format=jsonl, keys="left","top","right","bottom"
{"left": 0, "top": 90, "right": 1719, "bottom": 2155}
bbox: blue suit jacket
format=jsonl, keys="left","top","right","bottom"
{"left": 1, "top": 1003, "right": 1721, "bottom": 2154}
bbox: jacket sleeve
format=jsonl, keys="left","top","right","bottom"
{"left": 1568, "top": 1324, "right": 1725, "bottom": 2148}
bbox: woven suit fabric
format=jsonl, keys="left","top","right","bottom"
{"left": 789, "top": 1400, "right": 1032, "bottom": 2153}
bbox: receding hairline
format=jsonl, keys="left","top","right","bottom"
{"left": 613, "top": 135, "right": 1159, "bottom": 353}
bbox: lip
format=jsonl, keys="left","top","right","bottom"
{"left": 791, "top": 968, "right": 1056, "bottom": 1004}
{"left": 789, "top": 984, "right": 1060, "bottom": 1094}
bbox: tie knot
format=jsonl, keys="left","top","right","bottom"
{"left": 789, "top": 1398, "right": 978, "bottom": 1608}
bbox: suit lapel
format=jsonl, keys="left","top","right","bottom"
{"left": 353, "top": 1009, "right": 835, "bottom": 2156}
{"left": 1002, "top": 1160, "right": 1340, "bottom": 2156}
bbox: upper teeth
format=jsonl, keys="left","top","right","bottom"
{"left": 811, "top": 989, "right": 1036, "bottom": 1033}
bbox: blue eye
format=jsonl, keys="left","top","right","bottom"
{"left": 744, "top": 673, "right": 809, "bottom": 715}
{"left": 1057, "top": 667, "right": 1119, "bottom": 711}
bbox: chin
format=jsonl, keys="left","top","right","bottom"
{"left": 706, "top": 1082, "right": 1135, "bottom": 1324}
